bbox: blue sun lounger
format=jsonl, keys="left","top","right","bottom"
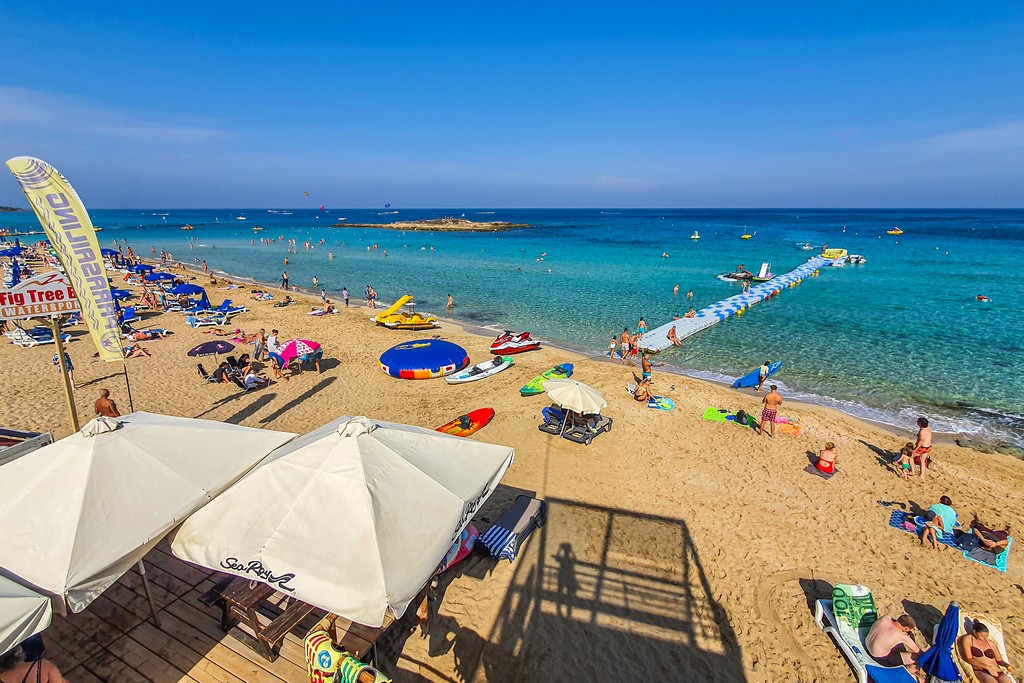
{"left": 814, "top": 585, "right": 917, "bottom": 683}
{"left": 479, "top": 495, "right": 546, "bottom": 563}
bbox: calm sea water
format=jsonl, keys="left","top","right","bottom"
{"left": 5, "top": 208, "right": 1023, "bottom": 452}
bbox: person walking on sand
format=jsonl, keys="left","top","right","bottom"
{"left": 620, "top": 327, "right": 631, "bottom": 364}
{"left": 365, "top": 284, "right": 373, "bottom": 308}
{"left": 342, "top": 287, "right": 349, "bottom": 306}
{"left": 95, "top": 388, "right": 121, "bottom": 418}
{"left": 320, "top": 288, "right": 327, "bottom": 302}
{"left": 52, "top": 350, "right": 75, "bottom": 390}
{"left": 913, "top": 417, "right": 933, "bottom": 478}
{"left": 641, "top": 353, "right": 652, "bottom": 381}
{"left": 281, "top": 271, "right": 289, "bottom": 289}
{"left": 756, "top": 359, "right": 771, "bottom": 393}
{"left": 608, "top": 337, "right": 617, "bottom": 360}
{"left": 758, "top": 385, "right": 783, "bottom": 437}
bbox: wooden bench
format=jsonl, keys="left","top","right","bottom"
{"left": 214, "top": 577, "right": 315, "bottom": 661}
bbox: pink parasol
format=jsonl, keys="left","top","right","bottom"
{"left": 278, "top": 339, "right": 321, "bottom": 366}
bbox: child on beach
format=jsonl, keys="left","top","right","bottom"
{"left": 817, "top": 442, "right": 837, "bottom": 475}
{"left": 608, "top": 337, "right": 617, "bottom": 359}
{"left": 896, "top": 443, "right": 915, "bottom": 480}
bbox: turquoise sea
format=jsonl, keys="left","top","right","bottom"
{"left": 4, "top": 208, "right": 1022, "bottom": 453}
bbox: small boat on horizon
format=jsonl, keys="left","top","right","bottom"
{"left": 236, "top": 216, "right": 247, "bottom": 221}
{"left": 181, "top": 224, "right": 194, "bottom": 231}
{"left": 887, "top": 227, "right": 904, "bottom": 235}
{"left": 690, "top": 231, "right": 700, "bottom": 240}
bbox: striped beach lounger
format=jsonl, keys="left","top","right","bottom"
{"left": 479, "top": 495, "right": 546, "bottom": 562}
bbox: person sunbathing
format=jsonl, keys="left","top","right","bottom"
{"left": 128, "top": 329, "right": 167, "bottom": 341}
{"left": 667, "top": 325, "right": 683, "bottom": 346}
{"left": 865, "top": 613, "right": 922, "bottom": 679}
{"left": 684, "top": 307, "right": 697, "bottom": 318}
{"left": 633, "top": 380, "right": 651, "bottom": 402}
{"left": 816, "top": 442, "right": 837, "bottom": 474}
{"left": 921, "top": 495, "right": 957, "bottom": 550}
{"left": 274, "top": 296, "right": 293, "bottom": 307}
{"left": 237, "top": 353, "right": 254, "bottom": 377}
{"left": 970, "top": 516, "right": 1012, "bottom": 554}
{"left": 958, "top": 620, "right": 1013, "bottom": 683}
{"left": 212, "top": 362, "right": 231, "bottom": 383}
{"left": 124, "top": 343, "right": 151, "bottom": 358}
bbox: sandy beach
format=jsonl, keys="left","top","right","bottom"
{"left": 3, "top": 265, "right": 1023, "bottom": 683}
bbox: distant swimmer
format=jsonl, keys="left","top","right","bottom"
{"left": 687, "top": 289, "right": 693, "bottom": 299}
{"left": 977, "top": 295, "right": 991, "bottom": 302}
{"left": 673, "top": 284, "right": 680, "bottom": 294}
{"left": 662, "top": 252, "right": 669, "bottom": 258}
{"left": 447, "top": 293, "right": 454, "bottom": 308}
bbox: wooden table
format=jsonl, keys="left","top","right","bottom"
{"left": 218, "top": 577, "right": 317, "bottom": 662}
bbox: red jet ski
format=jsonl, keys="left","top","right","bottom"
{"left": 490, "top": 330, "right": 541, "bottom": 354}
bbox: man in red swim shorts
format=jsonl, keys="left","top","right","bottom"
{"left": 758, "top": 385, "right": 783, "bottom": 437}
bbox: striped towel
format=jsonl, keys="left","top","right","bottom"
{"left": 887, "top": 510, "right": 960, "bottom": 549}
{"left": 480, "top": 525, "right": 518, "bottom": 562}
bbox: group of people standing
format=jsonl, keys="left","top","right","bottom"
{"left": 610, "top": 317, "right": 647, "bottom": 365}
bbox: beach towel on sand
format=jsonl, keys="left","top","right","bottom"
{"left": 804, "top": 463, "right": 836, "bottom": 480}
{"left": 964, "top": 536, "right": 1012, "bottom": 572}
{"left": 887, "top": 509, "right": 960, "bottom": 548}
{"left": 702, "top": 407, "right": 757, "bottom": 428}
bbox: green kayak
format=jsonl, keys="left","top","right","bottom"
{"left": 520, "top": 363, "right": 574, "bottom": 396}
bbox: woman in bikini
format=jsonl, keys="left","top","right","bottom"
{"left": 958, "top": 620, "right": 1013, "bottom": 682}
{"left": 634, "top": 380, "right": 652, "bottom": 402}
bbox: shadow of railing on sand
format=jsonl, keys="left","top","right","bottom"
{"left": 258, "top": 377, "right": 336, "bottom": 425}
{"left": 386, "top": 496, "right": 748, "bottom": 682}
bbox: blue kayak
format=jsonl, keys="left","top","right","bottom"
{"left": 732, "top": 361, "right": 782, "bottom": 389}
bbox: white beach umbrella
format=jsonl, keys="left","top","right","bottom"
{"left": 543, "top": 378, "right": 607, "bottom": 415}
{"left": 171, "top": 415, "right": 514, "bottom": 628}
{"left": 0, "top": 412, "right": 296, "bottom": 615}
{"left": 0, "top": 575, "right": 52, "bottom": 656}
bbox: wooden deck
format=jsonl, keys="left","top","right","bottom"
{"left": 45, "top": 540, "right": 321, "bottom": 682}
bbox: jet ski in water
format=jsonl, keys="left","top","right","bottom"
{"left": 718, "top": 263, "right": 754, "bottom": 282}
{"left": 490, "top": 330, "right": 542, "bottom": 354}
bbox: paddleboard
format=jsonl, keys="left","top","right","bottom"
{"left": 435, "top": 524, "right": 479, "bottom": 575}
{"left": 445, "top": 355, "right": 514, "bottom": 384}
{"left": 520, "top": 363, "right": 573, "bottom": 396}
{"left": 732, "top": 361, "right": 782, "bottom": 389}
{"left": 435, "top": 408, "right": 495, "bottom": 437}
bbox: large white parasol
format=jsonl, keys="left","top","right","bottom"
{"left": 171, "top": 415, "right": 514, "bottom": 627}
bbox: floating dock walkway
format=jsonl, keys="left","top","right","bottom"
{"left": 640, "top": 256, "right": 833, "bottom": 353}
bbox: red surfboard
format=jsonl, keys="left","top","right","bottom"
{"left": 435, "top": 408, "right": 495, "bottom": 437}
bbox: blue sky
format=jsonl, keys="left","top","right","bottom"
{"left": 1, "top": 2, "right": 1022, "bottom": 208}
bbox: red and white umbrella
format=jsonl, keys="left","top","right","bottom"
{"left": 278, "top": 339, "right": 321, "bottom": 366}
